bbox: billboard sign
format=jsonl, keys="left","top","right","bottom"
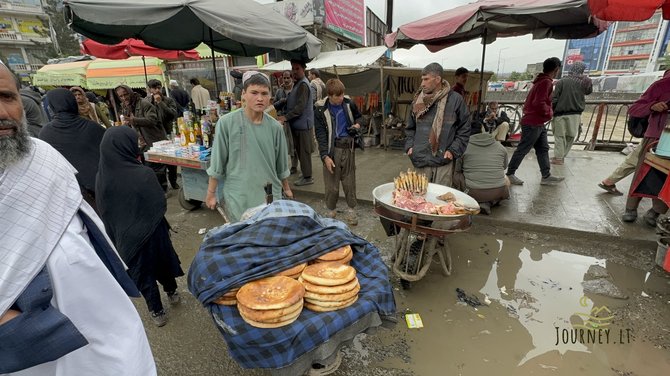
{"left": 323, "top": 0, "right": 365, "bottom": 45}
{"left": 267, "top": 0, "right": 315, "bottom": 27}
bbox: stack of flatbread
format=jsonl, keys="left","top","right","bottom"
{"left": 301, "top": 263, "right": 360, "bottom": 312}
{"left": 213, "top": 287, "right": 240, "bottom": 306}
{"left": 313, "top": 245, "right": 353, "bottom": 265}
{"left": 236, "top": 276, "right": 305, "bottom": 328}
{"left": 275, "top": 262, "right": 307, "bottom": 279}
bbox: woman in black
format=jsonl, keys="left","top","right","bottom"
{"left": 95, "top": 126, "right": 183, "bottom": 327}
{"left": 39, "top": 88, "right": 105, "bottom": 211}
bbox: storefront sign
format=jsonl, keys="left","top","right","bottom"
{"left": 17, "top": 18, "right": 45, "bottom": 35}
{"left": 324, "top": 0, "right": 365, "bottom": 45}
{"left": 0, "top": 17, "right": 14, "bottom": 32}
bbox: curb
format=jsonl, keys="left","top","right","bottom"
{"left": 292, "top": 187, "right": 657, "bottom": 249}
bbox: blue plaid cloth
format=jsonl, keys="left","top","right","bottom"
{"left": 188, "top": 200, "right": 396, "bottom": 369}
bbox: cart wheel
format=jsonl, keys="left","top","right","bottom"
{"left": 400, "top": 279, "right": 412, "bottom": 290}
{"left": 178, "top": 187, "right": 202, "bottom": 211}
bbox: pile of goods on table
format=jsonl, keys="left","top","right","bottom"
{"left": 392, "top": 169, "right": 478, "bottom": 215}
{"left": 213, "top": 246, "right": 360, "bottom": 328}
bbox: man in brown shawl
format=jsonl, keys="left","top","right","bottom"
{"left": 405, "top": 63, "right": 470, "bottom": 187}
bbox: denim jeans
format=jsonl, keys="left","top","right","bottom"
{"left": 506, "top": 124, "right": 551, "bottom": 178}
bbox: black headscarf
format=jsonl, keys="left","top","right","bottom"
{"left": 39, "top": 88, "right": 105, "bottom": 192}
{"left": 95, "top": 126, "right": 166, "bottom": 263}
{"left": 85, "top": 91, "right": 99, "bottom": 104}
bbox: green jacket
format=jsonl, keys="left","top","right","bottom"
{"left": 460, "top": 133, "right": 508, "bottom": 190}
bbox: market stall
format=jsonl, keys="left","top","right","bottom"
{"left": 85, "top": 56, "right": 166, "bottom": 90}
{"left": 32, "top": 60, "right": 92, "bottom": 88}
{"left": 144, "top": 151, "right": 222, "bottom": 211}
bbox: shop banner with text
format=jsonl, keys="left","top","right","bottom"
{"left": 324, "top": 0, "right": 365, "bottom": 45}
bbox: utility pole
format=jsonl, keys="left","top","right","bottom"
{"left": 497, "top": 47, "right": 509, "bottom": 76}
{"left": 386, "top": 0, "right": 393, "bottom": 33}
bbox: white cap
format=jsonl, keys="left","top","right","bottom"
{"left": 169, "top": 79, "right": 178, "bottom": 86}
{"left": 242, "top": 70, "right": 270, "bottom": 86}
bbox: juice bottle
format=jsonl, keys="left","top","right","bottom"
{"left": 177, "top": 118, "right": 188, "bottom": 146}
{"left": 201, "top": 116, "right": 211, "bottom": 148}
{"left": 188, "top": 122, "right": 196, "bottom": 144}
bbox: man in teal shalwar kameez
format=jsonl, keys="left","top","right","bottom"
{"left": 206, "top": 72, "right": 293, "bottom": 221}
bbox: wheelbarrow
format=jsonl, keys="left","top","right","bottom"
{"left": 372, "top": 182, "right": 478, "bottom": 289}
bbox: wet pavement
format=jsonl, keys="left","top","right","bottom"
{"left": 140, "top": 191, "right": 670, "bottom": 376}
{"left": 290, "top": 147, "right": 656, "bottom": 243}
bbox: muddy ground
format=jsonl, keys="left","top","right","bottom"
{"left": 139, "top": 192, "right": 670, "bottom": 376}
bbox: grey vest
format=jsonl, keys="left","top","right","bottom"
{"left": 286, "top": 77, "right": 314, "bottom": 131}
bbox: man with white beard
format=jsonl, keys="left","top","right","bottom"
{"left": 0, "top": 62, "right": 156, "bottom": 375}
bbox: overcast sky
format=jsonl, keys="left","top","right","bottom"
{"left": 255, "top": 0, "right": 567, "bottom": 73}
{"left": 365, "top": 0, "right": 566, "bottom": 73}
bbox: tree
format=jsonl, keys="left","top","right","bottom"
{"left": 659, "top": 53, "right": 670, "bottom": 71}
{"left": 31, "top": 0, "right": 81, "bottom": 63}
{"left": 509, "top": 71, "right": 521, "bottom": 81}
{"left": 490, "top": 73, "right": 498, "bottom": 82}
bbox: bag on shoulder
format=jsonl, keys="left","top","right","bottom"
{"left": 627, "top": 115, "right": 649, "bottom": 138}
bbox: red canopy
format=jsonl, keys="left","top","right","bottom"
{"left": 81, "top": 38, "right": 200, "bottom": 60}
{"left": 385, "top": 0, "right": 608, "bottom": 52}
{"left": 588, "top": 0, "right": 670, "bottom": 21}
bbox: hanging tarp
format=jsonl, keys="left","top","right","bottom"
{"left": 261, "top": 46, "right": 391, "bottom": 72}
{"left": 86, "top": 56, "right": 165, "bottom": 89}
{"left": 64, "top": 0, "right": 321, "bottom": 61}
{"left": 32, "top": 60, "right": 92, "bottom": 88}
{"left": 588, "top": 0, "right": 670, "bottom": 21}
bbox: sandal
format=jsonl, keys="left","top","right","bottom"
{"left": 598, "top": 183, "right": 623, "bottom": 196}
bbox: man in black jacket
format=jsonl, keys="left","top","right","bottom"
{"left": 168, "top": 79, "right": 190, "bottom": 116}
{"left": 314, "top": 79, "right": 363, "bottom": 225}
{"left": 115, "top": 84, "right": 168, "bottom": 192}
{"left": 405, "top": 63, "right": 470, "bottom": 187}
{"left": 148, "top": 79, "right": 180, "bottom": 189}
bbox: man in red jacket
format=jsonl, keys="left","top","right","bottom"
{"left": 506, "top": 57, "right": 564, "bottom": 185}
{"left": 622, "top": 70, "right": 670, "bottom": 225}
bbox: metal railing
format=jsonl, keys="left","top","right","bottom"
{"left": 495, "top": 99, "right": 638, "bottom": 150}
{"left": 0, "top": 32, "right": 19, "bottom": 41}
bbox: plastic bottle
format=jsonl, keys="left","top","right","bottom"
{"left": 201, "top": 116, "right": 211, "bottom": 148}
{"left": 177, "top": 118, "right": 188, "bottom": 146}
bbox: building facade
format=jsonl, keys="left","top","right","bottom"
{"left": 263, "top": 0, "right": 386, "bottom": 52}
{"left": 0, "top": 0, "right": 52, "bottom": 82}
{"left": 563, "top": 11, "right": 669, "bottom": 76}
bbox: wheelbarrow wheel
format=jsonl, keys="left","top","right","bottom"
{"left": 178, "top": 187, "right": 202, "bottom": 211}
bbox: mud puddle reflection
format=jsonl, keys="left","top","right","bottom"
{"left": 393, "top": 233, "right": 670, "bottom": 376}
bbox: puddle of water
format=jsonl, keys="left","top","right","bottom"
{"left": 395, "top": 233, "right": 670, "bottom": 376}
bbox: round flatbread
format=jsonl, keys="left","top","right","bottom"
{"left": 213, "top": 297, "right": 237, "bottom": 306}
{"left": 240, "top": 309, "right": 301, "bottom": 328}
{"left": 317, "top": 245, "right": 352, "bottom": 261}
{"left": 305, "top": 295, "right": 357, "bottom": 308}
{"left": 304, "top": 283, "right": 360, "bottom": 302}
{"left": 302, "top": 277, "right": 359, "bottom": 295}
{"left": 237, "top": 300, "right": 303, "bottom": 322}
{"left": 276, "top": 262, "right": 307, "bottom": 277}
{"left": 236, "top": 276, "right": 305, "bottom": 310}
{"left": 222, "top": 288, "right": 240, "bottom": 298}
{"left": 302, "top": 264, "right": 356, "bottom": 286}
{"left": 286, "top": 272, "right": 302, "bottom": 280}
{"left": 315, "top": 251, "right": 353, "bottom": 265}
{"left": 305, "top": 296, "right": 358, "bottom": 312}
